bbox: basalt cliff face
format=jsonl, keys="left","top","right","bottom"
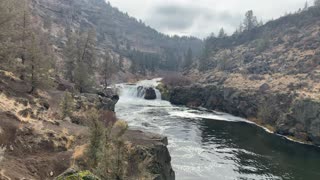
{"left": 168, "top": 84, "right": 320, "bottom": 145}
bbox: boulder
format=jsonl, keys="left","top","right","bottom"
{"left": 18, "top": 108, "right": 35, "bottom": 118}
{"left": 124, "top": 130, "right": 175, "bottom": 180}
{"left": 55, "top": 78, "right": 74, "bottom": 92}
{"left": 144, "top": 87, "right": 157, "bottom": 100}
{"left": 259, "top": 83, "right": 270, "bottom": 92}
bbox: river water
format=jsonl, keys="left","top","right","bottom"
{"left": 115, "top": 79, "right": 320, "bottom": 180}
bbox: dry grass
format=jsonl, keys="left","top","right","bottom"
{"left": 0, "top": 93, "right": 32, "bottom": 122}
{"left": 72, "top": 144, "right": 87, "bottom": 161}
{"left": 0, "top": 170, "right": 11, "bottom": 180}
{"left": 0, "top": 70, "right": 19, "bottom": 81}
{"left": 0, "top": 146, "right": 6, "bottom": 162}
{"left": 61, "top": 128, "right": 75, "bottom": 150}
{"left": 162, "top": 74, "right": 191, "bottom": 87}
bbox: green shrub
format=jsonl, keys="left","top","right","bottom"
{"left": 255, "top": 38, "right": 270, "bottom": 52}
{"left": 60, "top": 92, "right": 74, "bottom": 119}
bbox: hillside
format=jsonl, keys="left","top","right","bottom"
{"left": 189, "top": 6, "right": 320, "bottom": 98}
{"left": 31, "top": 0, "right": 203, "bottom": 74}
{"left": 0, "top": 0, "right": 177, "bottom": 179}
{"left": 163, "top": 6, "right": 320, "bottom": 145}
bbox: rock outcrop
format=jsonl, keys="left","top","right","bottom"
{"left": 124, "top": 130, "right": 175, "bottom": 180}
{"left": 75, "top": 88, "right": 120, "bottom": 112}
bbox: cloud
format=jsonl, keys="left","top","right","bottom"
{"left": 146, "top": 5, "right": 204, "bottom": 30}
{"left": 107, "top": 0, "right": 313, "bottom": 38}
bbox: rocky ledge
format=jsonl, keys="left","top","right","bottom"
{"left": 165, "top": 83, "right": 320, "bottom": 146}
{"left": 56, "top": 130, "right": 175, "bottom": 180}
{"left": 124, "top": 130, "right": 175, "bottom": 180}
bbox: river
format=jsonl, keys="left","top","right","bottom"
{"left": 115, "top": 79, "right": 320, "bottom": 180}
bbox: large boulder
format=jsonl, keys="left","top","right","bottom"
{"left": 144, "top": 87, "right": 157, "bottom": 100}
{"left": 124, "top": 130, "right": 175, "bottom": 180}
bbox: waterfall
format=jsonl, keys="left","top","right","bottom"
{"left": 117, "top": 78, "right": 162, "bottom": 100}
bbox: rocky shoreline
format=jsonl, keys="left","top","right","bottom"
{"left": 160, "top": 83, "right": 320, "bottom": 146}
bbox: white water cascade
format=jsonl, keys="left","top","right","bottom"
{"left": 117, "top": 78, "right": 162, "bottom": 99}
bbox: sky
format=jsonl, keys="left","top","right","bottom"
{"left": 107, "top": 0, "right": 313, "bottom": 38}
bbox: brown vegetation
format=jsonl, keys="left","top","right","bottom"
{"left": 162, "top": 74, "right": 191, "bottom": 87}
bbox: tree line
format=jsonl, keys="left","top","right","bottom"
{"left": 197, "top": 1, "right": 320, "bottom": 71}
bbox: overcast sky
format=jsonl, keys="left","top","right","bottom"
{"left": 107, "top": 0, "right": 313, "bottom": 38}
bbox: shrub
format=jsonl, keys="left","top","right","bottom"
{"left": 86, "top": 108, "right": 105, "bottom": 168}
{"left": 257, "top": 98, "right": 279, "bottom": 124}
{"left": 94, "top": 120, "right": 129, "bottom": 180}
{"left": 255, "top": 38, "right": 270, "bottom": 52}
{"left": 60, "top": 91, "right": 74, "bottom": 119}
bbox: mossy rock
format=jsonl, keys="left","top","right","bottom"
{"left": 156, "top": 84, "right": 170, "bottom": 101}
{"left": 56, "top": 169, "right": 100, "bottom": 180}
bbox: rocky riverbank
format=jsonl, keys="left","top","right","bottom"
{"left": 0, "top": 71, "right": 174, "bottom": 180}
{"left": 161, "top": 83, "right": 320, "bottom": 146}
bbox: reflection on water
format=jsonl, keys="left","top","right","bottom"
{"left": 115, "top": 80, "right": 320, "bottom": 180}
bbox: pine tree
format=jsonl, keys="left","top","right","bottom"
{"left": 184, "top": 48, "right": 193, "bottom": 69}
{"left": 119, "top": 55, "right": 124, "bottom": 71}
{"left": 100, "top": 52, "right": 115, "bottom": 89}
{"left": 17, "top": 0, "right": 32, "bottom": 80}
{"left": 243, "top": 10, "right": 258, "bottom": 31}
{"left": 26, "top": 33, "right": 52, "bottom": 94}
{"left": 218, "top": 28, "right": 227, "bottom": 38}
{"left": 198, "top": 41, "right": 211, "bottom": 71}
{"left": 74, "top": 29, "right": 97, "bottom": 93}
{"left": 0, "top": 0, "right": 21, "bottom": 65}
{"left": 304, "top": 1, "right": 309, "bottom": 10}
{"left": 64, "top": 31, "right": 77, "bottom": 82}
{"left": 78, "top": 29, "right": 97, "bottom": 74}
{"left": 74, "top": 61, "right": 93, "bottom": 93}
